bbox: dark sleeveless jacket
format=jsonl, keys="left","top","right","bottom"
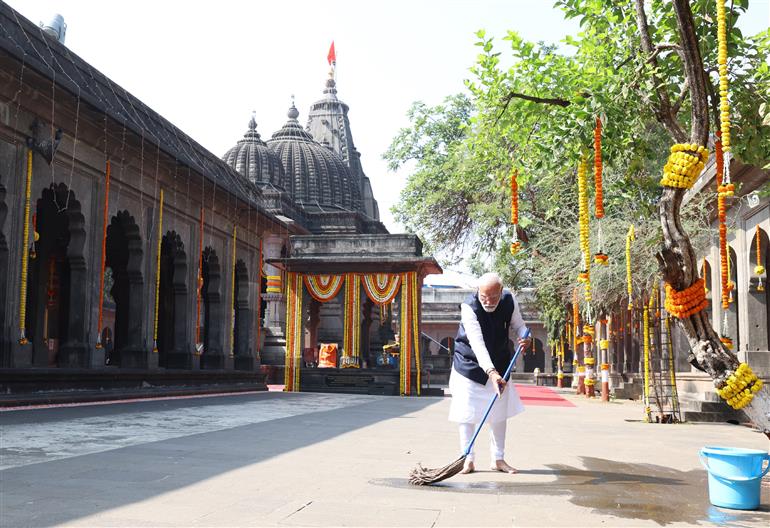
{"left": 453, "top": 291, "right": 515, "bottom": 385}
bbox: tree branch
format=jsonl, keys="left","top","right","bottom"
{"left": 671, "top": 79, "right": 689, "bottom": 116}
{"left": 633, "top": 0, "right": 688, "bottom": 142}
{"left": 672, "top": 0, "right": 709, "bottom": 145}
{"left": 647, "top": 43, "right": 684, "bottom": 63}
{"left": 496, "top": 91, "right": 571, "bottom": 124}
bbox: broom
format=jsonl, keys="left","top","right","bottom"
{"left": 409, "top": 329, "right": 531, "bottom": 485}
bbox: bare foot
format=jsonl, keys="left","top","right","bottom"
{"left": 491, "top": 459, "right": 518, "bottom": 474}
{"left": 460, "top": 461, "right": 475, "bottom": 474}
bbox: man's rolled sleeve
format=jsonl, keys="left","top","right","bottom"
{"left": 509, "top": 294, "right": 529, "bottom": 340}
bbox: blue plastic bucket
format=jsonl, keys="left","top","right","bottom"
{"left": 699, "top": 446, "right": 770, "bottom": 510}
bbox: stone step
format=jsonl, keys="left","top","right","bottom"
{"left": 683, "top": 410, "right": 746, "bottom": 423}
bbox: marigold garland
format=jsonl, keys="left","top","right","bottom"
{"left": 572, "top": 288, "right": 580, "bottom": 352}
{"left": 195, "top": 207, "right": 205, "bottom": 351}
{"left": 755, "top": 225, "right": 765, "bottom": 276}
{"left": 510, "top": 168, "right": 522, "bottom": 255}
{"left": 152, "top": 189, "right": 164, "bottom": 353}
{"left": 664, "top": 279, "right": 709, "bottom": 319}
{"left": 594, "top": 117, "right": 604, "bottom": 219}
{"left": 659, "top": 143, "right": 708, "bottom": 189}
{"left": 96, "top": 159, "right": 111, "bottom": 349}
{"left": 626, "top": 225, "right": 635, "bottom": 310}
{"left": 717, "top": 134, "right": 729, "bottom": 309}
{"left": 510, "top": 168, "right": 519, "bottom": 225}
{"left": 284, "top": 272, "right": 303, "bottom": 391}
{"left": 18, "top": 149, "right": 33, "bottom": 345}
{"left": 715, "top": 131, "right": 734, "bottom": 197}
{"left": 342, "top": 273, "right": 362, "bottom": 367}
{"left": 643, "top": 296, "right": 652, "bottom": 421}
{"left": 717, "top": 363, "right": 763, "bottom": 410}
{"left": 304, "top": 274, "right": 344, "bottom": 302}
{"left": 594, "top": 252, "right": 608, "bottom": 266}
{"left": 717, "top": 0, "right": 732, "bottom": 163}
{"left": 229, "top": 225, "right": 237, "bottom": 357}
{"left": 362, "top": 274, "right": 401, "bottom": 305}
{"left": 577, "top": 155, "right": 591, "bottom": 301}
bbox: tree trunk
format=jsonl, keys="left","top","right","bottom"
{"left": 653, "top": 0, "right": 769, "bottom": 435}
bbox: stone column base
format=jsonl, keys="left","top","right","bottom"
{"left": 119, "top": 346, "right": 149, "bottom": 369}
{"left": 166, "top": 352, "right": 193, "bottom": 369}
{"left": 235, "top": 356, "right": 255, "bottom": 371}
{"left": 58, "top": 342, "right": 90, "bottom": 368}
{"left": 201, "top": 354, "right": 226, "bottom": 370}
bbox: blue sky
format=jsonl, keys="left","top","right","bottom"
{"left": 7, "top": 0, "right": 769, "bottom": 234}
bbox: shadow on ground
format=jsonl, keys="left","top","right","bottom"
{"left": 372, "top": 456, "right": 770, "bottom": 526}
{"left": 0, "top": 393, "right": 439, "bottom": 526}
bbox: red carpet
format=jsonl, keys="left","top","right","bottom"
{"left": 515, "top": 384, "right": 575, "bottom": 407}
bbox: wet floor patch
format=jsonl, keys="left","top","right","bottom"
{"left": 371, "top": 457, "right": 770, "bottom": 526}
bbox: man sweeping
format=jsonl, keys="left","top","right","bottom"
{"left": 449, "top": 272, "right": 531, "bottom": 474}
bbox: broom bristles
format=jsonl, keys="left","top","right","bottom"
{"left": 408, "top": 455, "right": 466, "bottom": 485}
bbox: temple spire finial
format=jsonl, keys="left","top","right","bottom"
{"left": 287, "top": 95, "right": 299, "bottom": 120}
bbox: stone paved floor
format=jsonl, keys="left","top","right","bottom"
{"left": 1, "top": 388, "right": 768, "bottom": 527}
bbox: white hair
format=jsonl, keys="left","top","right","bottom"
{"left": 477, "top": 272, "right": 503, "bottom": 288}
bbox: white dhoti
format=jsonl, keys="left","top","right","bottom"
{"left": 448, "top": 366, "right": 525, "bottom": 424}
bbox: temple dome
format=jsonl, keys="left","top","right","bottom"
{"left": 222, "top": 114, "right": 284, "bottom": 189}
{"left": 267, "top": 103, "right": 361, "bottom": 211}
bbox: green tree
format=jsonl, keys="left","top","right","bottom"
{"left": 386, "top": 0, "right": 770, "bottom": 429}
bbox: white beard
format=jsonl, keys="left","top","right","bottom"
{"left": 481, "top": 301, "right": 499, "bottom": 313}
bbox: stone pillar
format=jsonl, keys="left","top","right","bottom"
{"left": 59, "top": 208, "right": 90, "bottom": 368}
{"left": 201, "top": 287, "right": 224, "bottom": 369}
{"left": 261, "top": 235, "right": 287, "bottom": 365}
{"left": 166, "top": 256, "right": 192, "bottom": 369}
{"left": 120, "top": 237, "right": 147, "bottom": 368}
{"left": 234, "top": 300, "right": 253, "bottom": 370}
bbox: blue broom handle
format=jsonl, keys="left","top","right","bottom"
{"left": 463, "top": 328, "right": 531, "bottom": 457}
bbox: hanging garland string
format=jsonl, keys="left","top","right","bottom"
{"left": 399, "top": 272, "right": 419, "bottom": 395}
{"left": 230, "top": 225, "right": 237, "bottom": 357}
{"left": 577, "top": 155, "right": 591, "bottom": 303}
{"left": 717, "top": 0, "right": 734, "bottom": 191}
{"left": 95, "top": 160, "right": 111, "bottom": 349}
{"left": 510, "top": 168, "right": 521, "bottom": 255}
{"left": 643, "top": 295, "right": 652, "bottom": 422}
{"left": 716, "top": 133, "right": 731, "bottom": 310}
{"left": 626, "top": 225, "right": 635, "bottom": 310}
{"left": 283, "top": 272, "right": 303, "bottom": 391}
{"left": 754, "top": 225, "right": 765, "bottom": 278}
{"left": 152, "top": 189, "right": 164, "bottom": 353}
{"left": 593, "top": 118, "right": 609, "bottom": 265}
{"left": 362, "top": 273, "right": 401, "bottom": 305}
{"left": 594, "top": 117, "right": 604, "bottom": 219}
{"left": 195, "top": 207, "right": 204, "bottom": 351}
{"left": 410, "top": 271, "right": 422, "bottom": 395}
{"left": 18, "top": 149, "right": 33, "bottom": 345}
{"left": 572, "top": 288, "right": 579, "bottom": 372}
{"left": 255, "top": 239, "right": 263, "bottom": 356}
{"left": 342, "top": 273, "right": 361, "bottom": 367}
{"left": 400, "top": 274, "right": 408, "bottom": 394}
{"left": 304, "top": 274, "right": 344, "bottom": 302}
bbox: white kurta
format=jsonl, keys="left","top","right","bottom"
{"left": 448, "top": 291, "right": 528, "bottom": 424}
